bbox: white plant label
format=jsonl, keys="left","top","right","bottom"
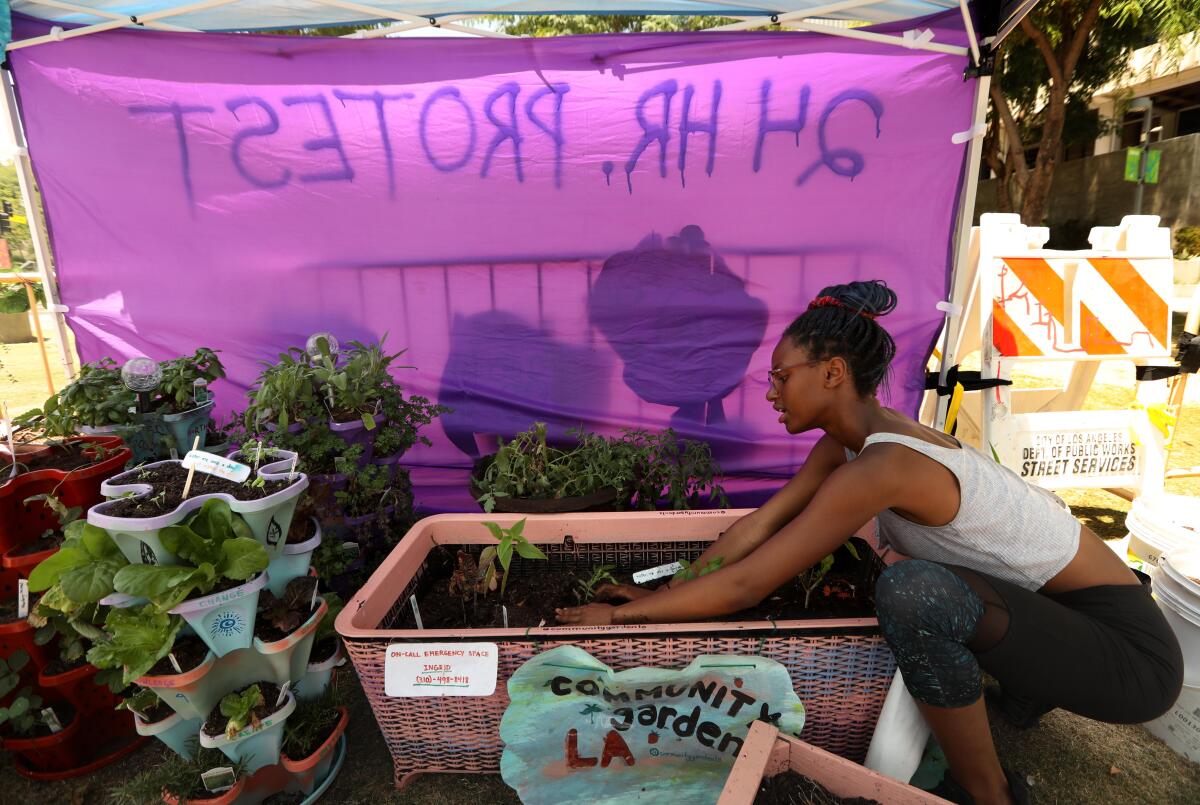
{"left": 182, "top": 450, "right": 251, "bottom": 483}
{"left": 201, "top": 767, "right": 237, "bottom": 793}
{"left": 409, "top": 595, "right": 424, "bottom": 630}
{"left": 311, "top": 580, "right": 319, "bottom": 612}
{"left": 385, "top": 643, "right": 498, "bottom": 697}
{"left": 168, "top": 652, "right": 183, "bottom": 674}
{"left": 42, "top": 707, "right": 63, "bottom": 733}
{"left": 632, "top": 561, "right": 683, "bottom": 584}
{"left": 276, "top": 681, "right": 290, "bottom": 707}
{"left": 17, "top": 579, "right": 29, "bottom": 618}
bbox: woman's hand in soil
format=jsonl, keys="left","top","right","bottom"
{"left": 592, "top": 583, "right": 653, "bottom": 604}
{"left": 555, "top": 603, "right": 616, "bottom": 625}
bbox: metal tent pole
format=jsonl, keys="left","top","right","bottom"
{"left": 933, "top": 72, "right": 991, "bottom": 430}
{"left": 1, "top": 67, "right": 77, "bottom": 382}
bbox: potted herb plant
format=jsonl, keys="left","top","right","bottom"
{"left": 279, "top": 689, "right": 349, "bottom": 796}
{"left": 108, "top": 744, "right": 248, "bottom": 805}
{"left": 93, "top": 452, "right": 307, "bottom": 566}
{"left": 199, "top": 681, "right": 296, "bottom": 772}
{"left": 121, "top": 686, "right": 203, "bottom": 759}
{"left": 470, "top": 422, "right": 728, "bottom": 513}
{"left": 294, "top": 593, "right": 343, "bottom": 701}
{"left": 155, "top": 348, "right": 225, "bottom": 454}
{"left": 252, "top": 577, "right": 326, "bottom": 685}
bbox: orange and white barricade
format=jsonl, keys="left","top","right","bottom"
{"left": 927, "top": 214, "right": 1176, "bottom": 497}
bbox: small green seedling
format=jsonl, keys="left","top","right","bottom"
{"left": 672, "top": 556, "right": 724, "bottom": 583}
{"left": 219, "top": 684, "right": 264, "bottom": 739}
{"left": 116, "top": 688, "right": 161, "bottom": 721}
{"left": 575, "top": 564, "right": 619, "bottom": 604}
{"left": 799, "top": 541, "right": 861, "bottom": 608}
{"left": 481, "top": 519, "right": 547, "bottom": 598}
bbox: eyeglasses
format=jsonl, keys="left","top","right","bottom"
{"left": 767, "top": 360, "right": 822, "bottom": 389}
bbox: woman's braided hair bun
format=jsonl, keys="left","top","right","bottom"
{"left": 783, "top": 280, "right": 898, "bottom": 396}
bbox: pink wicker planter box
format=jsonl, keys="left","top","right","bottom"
{"left": 336, "top": 510, "right": 897, "bottom": 788}
{"left": 718, "top": 721, "right": 950, "bottom": 804}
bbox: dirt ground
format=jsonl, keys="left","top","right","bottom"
{"left": 3, "top": 334, "right": 1200, "bottom": 802}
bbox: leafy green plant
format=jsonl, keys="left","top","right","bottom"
{"left": 157, "top": 348, "right": 225, "bottom": 413}
{"left": 219, "top": 683, "right": 264, "bottom": 739}
{"left": 244, "top": 348, "right": 322, "bottom": 432}
{"left": 574, "top": 564, "right": 619, "bottom": 603}
{"left": 799, "top": 541, "right": 861, "bottom": 608}
{"left": 0, "top": 650, "right": 29, "bottom": 700}
{"left": 1177, "top": 226, "right": 1200, "bottom": 260}
{"left": 281, "top": 688, "right": 343, "bottom": 759}
{"left": 672, "top": 556, "right": 724, "bottom": 583}
{"left": 29, "top": 519, "right": 128, "bottom": 604}
{"left": 86, "top": 605, "right": 185, "bottom": 686}
{"left": 112, "top": 499, "right": 269, "bottom": 611}
{"left": 313, "top": 592, "right": 343, "bottom": 647}
{"left": 0, "top": 280, "right": 43, "bottom": 314}
{"left": 481, "top": 518, "right": 547, "bottom": 598}
{"left": 115, "top": 687, "right": 162, "bottom": 720}
{"left": 0, "top": 685, "right": 45, "bottom": 736}
{"left": 14, "top": 357, "right": 134, "bottom": 436}
{"left": 472, "top": 422, "right": 727, "bottom": 512}
{"left": 258, "top": 576, "right": 319, "bottom": 635}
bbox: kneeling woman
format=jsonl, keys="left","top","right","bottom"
{"left": 556, "top": 280, "right": 1182, "bottom": 805}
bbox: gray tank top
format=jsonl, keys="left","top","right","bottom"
{"left": 845, "top": 432, "right": 1080, "bottom": 591}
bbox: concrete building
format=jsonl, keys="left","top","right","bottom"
{"left": 975, "top": 33, "right": 1200, "bottom": 241}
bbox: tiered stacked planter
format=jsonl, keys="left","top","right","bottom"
{"left": 717, "top": 721, "right": 951, "bottom": 804}
{"left": 82, "top": 399, "right": 216, "bottom": 465}
{"left": 337, "top": 509, "right": 898, "bottom": 789}
{"left": 0, "top": 435, "right": 146, "bottom": 778}
{"left": 92, "top": 453, "right": 348, "bottom": 803}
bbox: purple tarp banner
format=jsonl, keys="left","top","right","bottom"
{"left": 11, "top": 17, "right": 974, "bottom": 508}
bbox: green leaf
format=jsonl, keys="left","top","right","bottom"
{"left": 220, "top": 538, "right": 269, "bottom": 581}
{"left": 482, "top": 522, "right": 505, "bottom": 542}
{"left": 509, "top": 518, "right": 526, "bottom": 539}
{"left": 514, "top": 540, "right": 547, "bottom": 561}
{"left": 80, "top": 523, "right": 122, "bottom": 560}
{"left": 8, "top": 650, "right": 29, "bottom": 672}
{"left": 28, "top": 547, "right": 85, "bottom": 593}
{"left": 161, "top": 525, "right": 221, "bottom": 567}
{"left": 60, "top": 558, "right": 125, "bottom": 603}
{"left": 842, "top": 540, "right": 861, "bottom": 561}
{"left": 113, "top": 564, "right": 203, "bottom": 603}
{"left": 362, "top": 413, "right": 376, "bottom": 430}
{"left": 89, "top": 607, "right": 184, "bottom": 684}
{"left": 8, "top": 698, "right": 29, "bottom": 719}
{"left": 497, "top": 540, "right": 514, "bottom": 573}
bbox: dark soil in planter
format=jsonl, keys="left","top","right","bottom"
{"left": 9, "top": 531, "right": 65, "bottom": 556}
{"left": 146, "top": 636, "right": 210, "bottom": 676}
{"left": 42, "top": 655, "right": 90, "bottom": 676}
{"left": 99, "top": 463, "right": 293, "bottom": 518}
{"left": 399, "top": 541, "right": 878, "bottom": 630}
{"left": 755, "top": 770, "right": 881, "bottom": 805}
{"left": 16, "top": 443, "right": 95, "bottom": 474}
{"left": 0, "top": 597, "right": 24, "bottom": 625}
{"left": 262, "top": 792, "right": 306, "bottom": 805}
{"left": 286, "top": 517, "right": 317, "bottom": 545}
{"left": 133, "top": 696, "right": 175, "bottom": 725}
{"left": 202, "top": 681, "right": 285, "bottom": 738}
{"left": 254, "top": 577, "right": 319, "bottom": 643}
{"left": 309, "top": 637, "right": 339, "bottom": 666}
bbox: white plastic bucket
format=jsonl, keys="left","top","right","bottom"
{"left": 1154, "top": 548, "right": 1200, "bottom": 687}
{"left": 1126, "top": 494, "right": 1200, "bottom": 566}
{"left": 1144, "top": 684, "right": 1200, "bottom": 762}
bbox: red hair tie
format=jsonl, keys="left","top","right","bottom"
{"left": 807, "top": 296, "right": 878, "bottom": 319}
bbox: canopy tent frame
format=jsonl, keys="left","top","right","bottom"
{"left": 1, "top": 0, "right": 1016, "bottom": 435}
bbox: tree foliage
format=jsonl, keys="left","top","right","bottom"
{"left": 487, "top": 15, "right": 735, "bottom": 36}
{"left": 987, "top": 0, "right": 1200, "bottom": 223}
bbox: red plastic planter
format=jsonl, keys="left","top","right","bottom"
{"left": 280, "top": 706, "right": 349, "bottom": 795}
{"left": 0, "top": 615, "right": 56, "bottom": 672}
{"left": 1, "top": 709, "right": 85, "bottom": 773}
{"left": 38, "top": 663, "right": 120, "bottom": 717}
{"left": 0, "top": 436, "right": 130, "bottom": 552}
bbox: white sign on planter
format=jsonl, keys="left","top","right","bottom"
{"left": 182, "top": 450, "right": 251, "bottom": 483}
{"left": 385, "top": 643, "right": 499, "bottom": 697}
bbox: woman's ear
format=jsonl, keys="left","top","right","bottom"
{"left": 824, "top": 356, "right": 850, "bottom": 389}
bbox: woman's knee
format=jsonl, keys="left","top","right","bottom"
{"left": 875, "top": 560, "right": 983, "bottom": 640}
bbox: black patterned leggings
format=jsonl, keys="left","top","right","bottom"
{"left": 873, "top": 560, "right": 1183, "bottom": 723}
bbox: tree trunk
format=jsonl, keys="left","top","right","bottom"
{"left": 1020, "top": 86, "right": 1068, "bottom": 225}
